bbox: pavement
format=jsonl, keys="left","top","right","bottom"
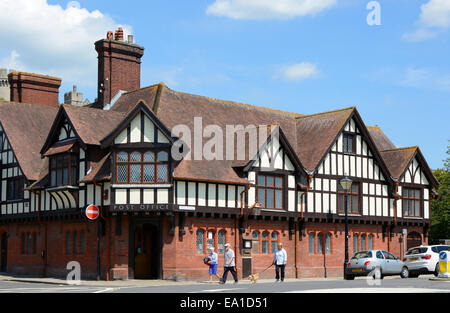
{"left": 0, "top": 272, "right": 333, "bottom": 287}
{"left": 0, "top": 272, "right": 448, "bottom": 294}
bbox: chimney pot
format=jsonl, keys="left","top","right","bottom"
{"left": 128, "top": 35, "right": 134, "bottom": 44}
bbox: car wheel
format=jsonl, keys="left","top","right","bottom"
{"left": 434, "top": 263, "right": 440, "bottom": 277}
{"left": 400, "top": 267, "right": 409, "bottom": 279}
{"left": 344, "top": 274, "right": 355, "bottom": 280}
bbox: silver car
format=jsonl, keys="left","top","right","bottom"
{"left": 344, "top": 250, "right": 409, "bottom": 280}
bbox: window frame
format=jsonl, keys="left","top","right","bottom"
{"left": 402, "top": 187, "right": 422, "bottom": 218}
{"left": 338, "top": 182, "right": 361, "bottom": 215}
{"left": 50, "top": 153, "right": 79, "bottom": 187}
{"left": 115, "top": 150, "right": 170, "bottom": 184}
{"left": 256, "top": 174, "right": 284, "bottom": 210}
{"left": 6, "top": 177, "right": 25, "bottom": 201}
{"left": 343, "top": 132, "right": 356, "bottom": 154}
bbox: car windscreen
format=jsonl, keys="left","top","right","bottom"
{"left": 406, "top": 247, "right": 428, "bottom": 255}
{"left": 352, "top": 251, "right": 372, "bottom": 259}
{"left": 431, "top": 246, "right": 450, "bottom": 253}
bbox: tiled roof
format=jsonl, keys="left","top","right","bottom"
{"left": 295, "top": 107, "right": 355, "bottom": 172}
{"left": 380, "top": 147, "right": 418, "bottom": 179}
{"left": 367, "top": 126, "right": 396, "bottom": 151}
{"left": 0, "top": 101, "right": 58, "bottom": 181}
{"left": 63, "top": 105, "right": 127, "bottom": 146}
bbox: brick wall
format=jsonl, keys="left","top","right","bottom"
{"left": 0, "top": 217, "right": 428, "bottom": 281}
{"left": 8, "top": 72, "right": 61, "bottom": 107}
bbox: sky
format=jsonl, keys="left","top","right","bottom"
{"left": 0, "top": 0, "right": 449, "bottom": 169}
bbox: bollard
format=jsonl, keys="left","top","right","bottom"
{"left": 438, "top": 251, "right": 450, "bottom": 279}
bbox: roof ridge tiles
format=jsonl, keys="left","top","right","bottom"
{"left": 381, "top": 146, "right": 419, "bottom": 153}
{"left": 295, "top": 106, "right": 356, "bottom": 119}
{"left": 162, "top": 86, "right": 303, "bottom": 117}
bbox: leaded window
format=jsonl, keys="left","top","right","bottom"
{"left": 261, "top": 231, "right": 269, "bottom": 254}
{"left": 116, "top": 151, "right": 169, "bottom": 184}
{"left": 309, "top": 233, "right": 315, "bottom": 254}
{"left": 196, "top": 230, "right": 204, "bottom": 254}
{"left": 218, "top": 230, "right": 226, "bottom": 254}
{"left": 271, "top": 232, "right": 279, "bottom": 254}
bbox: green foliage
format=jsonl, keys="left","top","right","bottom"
{"left": 430, "top": 143, "right": 450, "bottom": 244}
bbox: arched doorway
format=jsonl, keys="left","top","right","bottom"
{"left": 1, "top": 233, "right": 7, "bottom": 272}
{"left": 129, "top": 219, "right": 162, "bottom": 280}
{"left": 407, "top": 232, "right": 422, "bottom": 250}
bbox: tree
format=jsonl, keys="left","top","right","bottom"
{"left": 430, "top": 142, "right": 450, "bottom": 244}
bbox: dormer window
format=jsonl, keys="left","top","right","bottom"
{"left": 50, "top": 154, "right": 78, "bottom": 187}
{"left": 116, "top": 150, "right": 169, "bottom": 184}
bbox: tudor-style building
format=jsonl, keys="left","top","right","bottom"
{"left": 0, "top": 29, "right": 439, "bottom": 280}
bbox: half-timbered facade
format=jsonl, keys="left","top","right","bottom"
{"left": 0, "top": 30, "right": 439, "bottom": 280}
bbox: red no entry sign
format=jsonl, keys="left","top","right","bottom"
{"left": 85, "top": 205, "right": 100, "bottom": 221}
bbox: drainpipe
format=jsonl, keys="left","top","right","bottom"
{"left": 93, "top": 181, "right": 106, "bottom": 280}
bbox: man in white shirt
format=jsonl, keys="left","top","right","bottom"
{"left": 273, "top": 243, "right": 287, "bottom": 282}
{"left": 220, "top": 243, "right": 238, "bottom": 284}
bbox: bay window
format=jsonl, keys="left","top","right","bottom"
{"left": 50, "top": 154, "right": 78, "bottom": 187}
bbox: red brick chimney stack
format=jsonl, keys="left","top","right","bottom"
{"left": 8, "top": 72, "right": 61, "bottom": 107}
{"left": 95, "top": 28, "right": 144, "bottom": 108}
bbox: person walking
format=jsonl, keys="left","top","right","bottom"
{"left": 273, "top": 243, "right": 287, "bottom": 282}
{"left": 220, "top": 243, "right": 238, "bottom": 284}
{"left": 208, "top": 247, "right": 220, "bottom": 282}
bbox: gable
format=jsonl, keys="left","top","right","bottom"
{"left": 113, "top": 111, "right": 170, "bottom": 145}
{"left": 57, "top": 120, "right": 77, "bottom": 142}
{"left": 317, "top": 117, "right": 387, "bottom": 182}
{"left": 401, "top": 156, "right": 429, "bottom": 185}
{"left": 253, "top": 134, "right": 296, "bottom": 172}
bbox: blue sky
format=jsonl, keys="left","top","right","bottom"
{"left": 0, "top": 0, "right": 449, "bottom": 169}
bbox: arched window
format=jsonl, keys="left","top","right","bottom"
{"left": 309, "top": 233, "right": 315, "bottom": 254}
{"left": 80, "top": 231, "right": 86, "bottom": 254}
{"left": 353, "top": 234, "right": 359, "bottom": 254}
{"left": 368, "top": 234, "right": 374, "bottom": 250}
{"left": 360, "top": 235, "right": 366, "bottom": 251}
{"left": 325, "top": 233, "right": 332, "bottom": 255}
{"left": 196, "top": 229, "right": 205, "bottom": 254}
{"left": 317, "top": 233, "right": 323, "bottom": 254}
{"left": 206, "top": 231, "right": 215, "bottom": 252}
{"left": 271, "top": 232, "right": 279, "bottom": 254}
{"left": 66, "top": 231, "right": 72, "bottom": 255}
{"left": 73, "top": 231, "right": 78, "bottom": 254}
{"left": 218, "top": 230, "right": 226, "bottom": 254}
{"left": 251, "top": 231, "right": 260, "bottom": 254}
{"left": 262, "top": 232, "right": 269, "bottom": 254}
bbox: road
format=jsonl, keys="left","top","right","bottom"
{"left": 0, "top": 276, "right": 448, "bottom": 293}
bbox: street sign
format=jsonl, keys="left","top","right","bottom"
{"left": 85, "top": 205, "right": 100, "bottom": 221}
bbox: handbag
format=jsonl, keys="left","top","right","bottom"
{"left": 203, "top": 256, "right": 211, "bottom": 265}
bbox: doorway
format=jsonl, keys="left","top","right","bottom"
{"left": 1, "top": 233, "right": 7, "bottom": 272}
{"left": 130, "top": 220, "right": 162, "bottom": 279}
{"left": 407, "top": 231, "right": 422, "bottom": 250}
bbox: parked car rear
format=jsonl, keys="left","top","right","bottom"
{"left": 345, "top": 250, "right": 409, "bottom": 280}
{"left": 404, "top": 245, "right": 450, "bottom": 277}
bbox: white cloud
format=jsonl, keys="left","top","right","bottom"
{"left": 419, "top": 0, "right": 450, "bottom": 28}
{"left": 276, "top": 62, "right": 319, "bottom": 82}
{"left": 0, "top": 0, "right": 132, "bottom": 88}
{"left": 402, "top": 28, "right": 436, "bottom": 42}
{"left": 206, "top": 0, "right": 336, "bottom": 20}
{"left": 403, "top": 0, "right": 450, "bottom": 42}
{"left": 370, "top": 66, "right": 450, "bottom": 93}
